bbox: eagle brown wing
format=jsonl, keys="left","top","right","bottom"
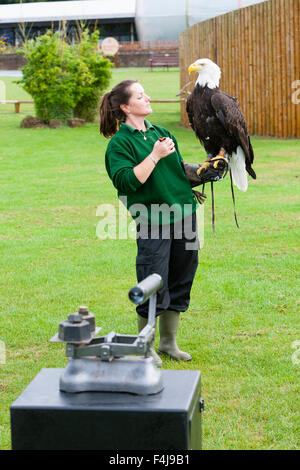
{"left": 186, "top": 93, "right": 195, "bottom": 131}
{"left": 211, "top": 92, "right": 255, "bottom": 166}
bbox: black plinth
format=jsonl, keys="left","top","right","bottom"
{"left": 10, "top": 368, "right": 202, "bottom": 450}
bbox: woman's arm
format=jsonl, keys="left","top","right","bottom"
{"left": 133, "top": 138, "right": 175, "bottom": 184}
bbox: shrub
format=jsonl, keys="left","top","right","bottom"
{"left": 17, "top": 29, "right": 112, "bottom": 123}
{"left": 73, "top": 30, "right": 112, "bottom": 122}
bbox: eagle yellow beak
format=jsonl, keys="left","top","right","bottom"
{"left": 188, "top": 63, "right": 201, "bottom": 74}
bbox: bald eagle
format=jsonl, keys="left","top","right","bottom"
{"left": 186, "top": 58, "right": 256, "bottom": 191}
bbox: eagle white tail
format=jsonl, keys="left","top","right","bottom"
{"left": 229, "top": 146, "right": 248, "bottom": 192}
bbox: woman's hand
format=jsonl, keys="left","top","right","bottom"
{"left": 133, "top": 138, "right": 176, "bottom": 184}
{"left": 151, "top": 137, "right": 176, "bottom": 161}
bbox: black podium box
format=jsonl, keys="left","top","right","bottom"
{"left": 10, "top": 368, "right": 203, "bottom": 450}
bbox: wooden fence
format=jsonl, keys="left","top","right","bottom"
{"left": 179, "top": 0, "right": 300, "bottom": 138}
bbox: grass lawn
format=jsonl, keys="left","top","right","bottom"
{"left": 0, "top": 68, "right": 299, "bottom": 450}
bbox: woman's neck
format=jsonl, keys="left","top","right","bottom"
{"left": 125, "top": 116, "right": 147, "bottom": 131}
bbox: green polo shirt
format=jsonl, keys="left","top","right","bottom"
{"left": 105, "top": 120, "right": 197, "bottom": 225}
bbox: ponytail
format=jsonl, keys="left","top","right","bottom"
{"left": 99, "top": 80, "right": 138, "bottom": 138}
{"left": 99, "top": 92, "right": 118, "bottom": 138}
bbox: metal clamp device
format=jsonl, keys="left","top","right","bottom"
{"left": 50, "top": 274, "right": 164, "bottom": 395}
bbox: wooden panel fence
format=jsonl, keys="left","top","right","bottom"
{"left": 179, "top": 0, "right": 300, "bottom": 138}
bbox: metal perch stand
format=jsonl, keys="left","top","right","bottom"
{"left": 50, "top": 274, "right": 164, "bottom": 395}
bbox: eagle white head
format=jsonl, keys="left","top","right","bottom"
{"left": 188, "top": 58, "right": 221, "bottom": 89}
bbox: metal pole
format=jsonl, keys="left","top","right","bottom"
{"left": 148, "top": 294, "right": 157, "bottom": 327}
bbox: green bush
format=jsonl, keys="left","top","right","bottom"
{"left": 17, "top": 29, "right": 112, "bottom": 123}
{"left": 73, "top": 30, "right": 112, "bottom": 122}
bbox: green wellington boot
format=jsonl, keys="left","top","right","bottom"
{"left": 158, "top": 310, "right": 192, "bottom": 361}
{"left": 137, "top": 314, "right": 162, "bottom": 368}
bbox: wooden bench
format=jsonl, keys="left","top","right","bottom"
{"left": 149, "top": 53, "right": 179, "bottom": 70}
{"left": 0, "top": 100, "right": 34, "bottom": 113}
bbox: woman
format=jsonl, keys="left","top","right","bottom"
{"left": 100, "top": 79, "right": 199, "bottom": 366}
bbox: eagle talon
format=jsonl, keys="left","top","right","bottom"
{"left": 196, "top": 160, "right": 211, "bottom": 175}
{"left": 212, "top": 155, "right": 229, "bottom": 168}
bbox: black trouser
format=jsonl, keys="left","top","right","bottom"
{"left": 135, "top": 212, "right": 199, "bottom": 318}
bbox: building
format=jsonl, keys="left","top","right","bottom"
{"left": 136, "top": 0, "right": 267, "bottom": 41}
{"left": 0, "top": 0, "right": 137, "bottom": 45}
{"left": 0, "top": 0, "right": 267, "bottom": 45}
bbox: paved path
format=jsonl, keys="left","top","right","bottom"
{"left": 0, "top": 70, "right": 23, "bottom": 77}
